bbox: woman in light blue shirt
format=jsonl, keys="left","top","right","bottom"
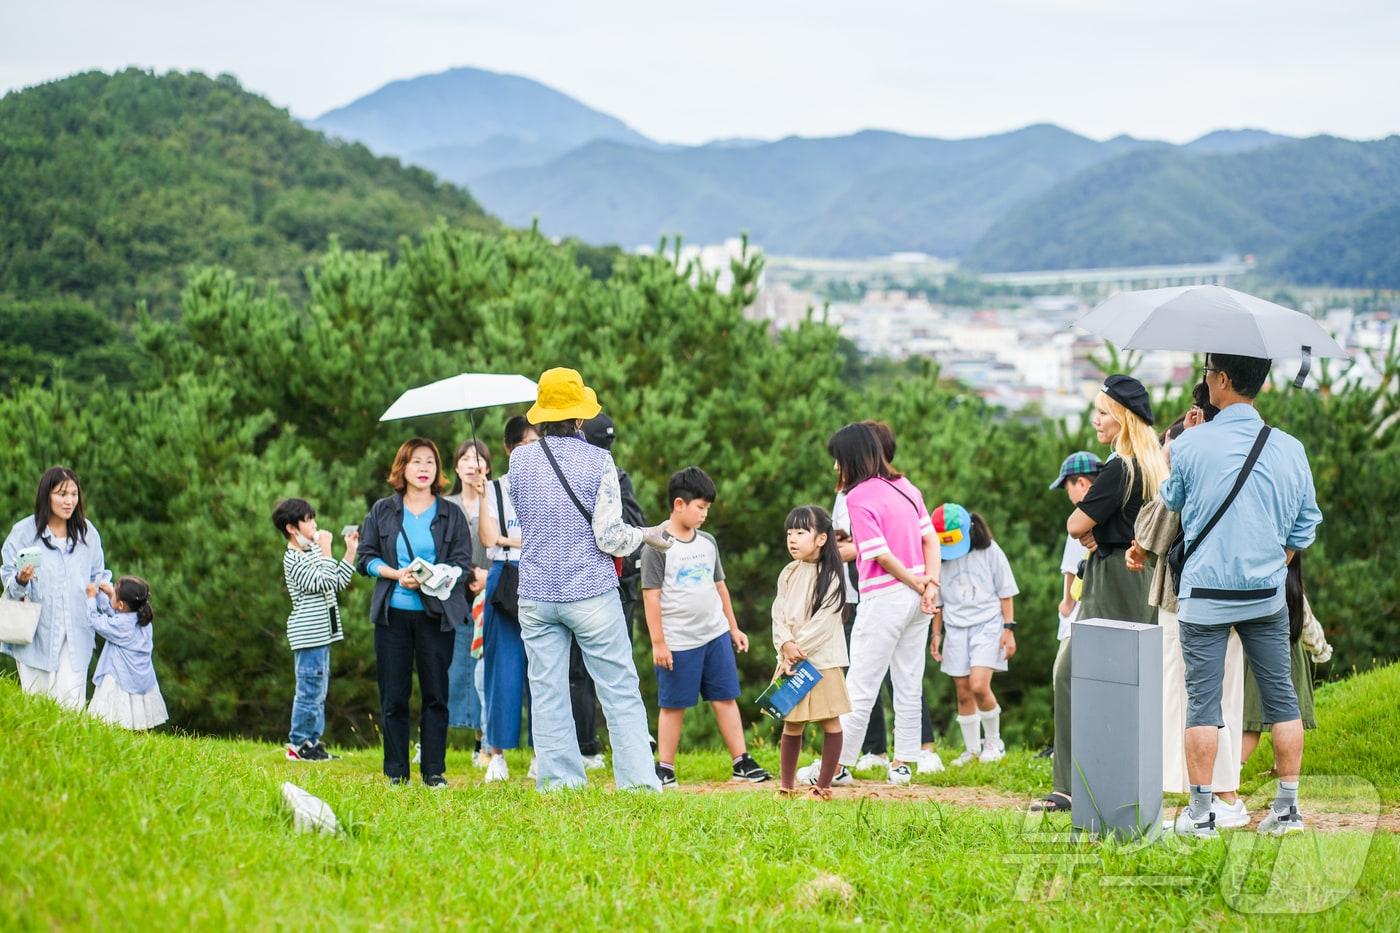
{"left": 1, "top": 466, "right": 108, "bottom": 709}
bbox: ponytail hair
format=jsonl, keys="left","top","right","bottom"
{"left": 1285, "top": 554, "right": 1304, "bottom": 644}
{"left": 968, "top": 512, "right": 994, "bottom": 550}
{"left": 116, "top": 575, "right": 154, "bottom": 626}
{"left": 785, "top": 506, "right": 844, "bottom": 619}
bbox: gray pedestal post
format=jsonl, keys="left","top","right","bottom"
{"left": 1070, "top": 617, "right": 1163, "bottom": 840}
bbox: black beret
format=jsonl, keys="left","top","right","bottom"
{"left": 1102, "top": 374, "right": 1154, "bottom": 426}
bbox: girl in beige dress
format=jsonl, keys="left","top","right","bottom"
{"left": 772, "top": 506, "right": 853, "bottom": 799}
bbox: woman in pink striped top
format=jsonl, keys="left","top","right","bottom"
{"left": 823, "top": 424, "right": 941, "bottom": 786}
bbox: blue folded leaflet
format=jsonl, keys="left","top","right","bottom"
{"left": 756, "top": 660, "right": 823, "bottom": 719}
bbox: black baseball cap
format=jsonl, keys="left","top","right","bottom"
{"left": 1101, "top": 374, "right": 1154, "bottom": 427}
{"left": 582, "top": 413, "right": 616, "bottom": 450}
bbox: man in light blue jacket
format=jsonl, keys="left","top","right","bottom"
{"left": 1162, "top": 354, "right": 1322, "bottom": 838}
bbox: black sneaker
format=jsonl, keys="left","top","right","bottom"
{"left": 656, "top": 763, "right": 677, "bottom": 789}
{"left": 389, "top": 775, "right": 410, "bottom": 786}
{"left": 296, "top": 741, "right": 329, "bottom": 762}
{"left": 731, "top": 754, "right": 772, "bottom": 783}
{"left": 313, "top": 742, "right": 341, "bottom": 761}
{"left": 423, "top": 774, "right": 448, "bottom": 790}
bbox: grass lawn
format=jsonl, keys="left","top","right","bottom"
{"left": 2, "top": 665, "right": 1397, "bottom": 930}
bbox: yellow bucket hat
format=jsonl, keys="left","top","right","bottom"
{"left": 527, "top": 367, "right": 602, "bottom": 424}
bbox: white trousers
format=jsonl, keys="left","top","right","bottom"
{"left": 17, "top": 635, "right": 87, "bottom": 711}
{"left": 1160, "top": 607, "right": 1243, "bottom": 793}
{"left": 839, "top": 585, "right": 929, "bottom": 764}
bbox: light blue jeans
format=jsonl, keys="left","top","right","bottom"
{"left": 447, "top": 623, "right": 481, "bottom": 729}
{"left": 289, "top": 644, "right": 331, "bottom": 746}
{"left": 518, "top": 590, "right": 660, "bottom": 792}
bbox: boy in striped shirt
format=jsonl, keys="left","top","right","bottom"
{"left": 275, "top": 498, "right": 357, "bottom": 762}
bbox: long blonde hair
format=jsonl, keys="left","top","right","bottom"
{"left": 1096, "top": 392, "right": 1168, "bottom": 502}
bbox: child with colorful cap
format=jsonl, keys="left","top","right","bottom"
{"left": 930, "top": 504, "right": 1019, "bottom": 765}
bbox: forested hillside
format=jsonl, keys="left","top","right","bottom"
{"left": 0, "top": 69, "right": 496, "bottom": 382}
{"left": 963, "top": 136, "right": 1400, "bottom": 281}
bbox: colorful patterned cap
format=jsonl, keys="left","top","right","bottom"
{"left": 1049, "top": 450, "right": 1103, "bottom": 490}
{"left": 932, "top": 503, "right": 972, "bottom": 560}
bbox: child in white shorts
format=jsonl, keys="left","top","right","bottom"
{"left": 930, "top": 504, "right": 1019, "bottom": 766}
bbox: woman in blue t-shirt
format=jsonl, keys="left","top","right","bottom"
{"left": 358, "top": 437, "right": 474, "bottom": 788}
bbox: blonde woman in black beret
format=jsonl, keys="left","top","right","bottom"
{"left": 1034, "top": 374, "right": 1166, "bottom": 812}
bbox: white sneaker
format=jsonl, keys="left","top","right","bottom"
{"left": 1257, "top": 805, "right": 1306, "bottom": 836}
{"left": 527, "top": 757, "right": 538, "bottom": 780}
{"left": 581, "top": 753, "right": 607, "bottom": 771}
{"left": 854, "top": 753, "right": 890, "bottom": 772}
{"left": 473, "top": 749, "right": 491, "bottom": 768}
{"left": 798, "top": 761, "right": 854, "bottom": 786}
{"left": 484, "top": 755, "right": 510, "bottom": 783}
{"left": 979, "top": 739, "right": 1006, "bottom": 763}
{"left": 887, "top": 763, "right": 913, "bottom": 786}
{"left": 1211, "top": 796, "right": 1250, "bottom": 830}
{"left": 951, "top": 749, "right": 980, "bottom": 767}
{"left": 916, "top": 749, "right": 945, "bottom": 774}
{"left": 1174, "top": 807, "right": 1220, "bottom": 838}
{"left": 412, "top": 742, "right": 421, "bottom": 765}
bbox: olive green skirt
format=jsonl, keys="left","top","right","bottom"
{"left": 1243, "top": 638, "right": 1317, "bottom": 731}
{"left": 1078, "top": 550, "right": 1155, "bottom": 626}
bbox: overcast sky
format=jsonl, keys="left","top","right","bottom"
{"left": 3, "top": 1, "right": 1397, "bottom": 145}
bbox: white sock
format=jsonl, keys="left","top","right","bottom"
{"left": 979, "top": 705, "right": 1002, "bottom": 745}
{"left": 957, "top": 713, "right": 981, "bottom": 753}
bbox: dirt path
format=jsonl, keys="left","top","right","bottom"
{"left": 682, "top": 780, "right": 1400, "bottom": 833}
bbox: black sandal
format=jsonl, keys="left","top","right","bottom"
{"left": 1030, "top": 792, "right": 1072, "bottom": 812}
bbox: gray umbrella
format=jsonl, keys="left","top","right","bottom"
{"left": 1077, "top": 285, "right": 1348, "bottom": 386}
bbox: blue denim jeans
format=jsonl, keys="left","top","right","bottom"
{"left": 289, "top": 644, "right": 331, "bottom": 746}
{"left": 518, "top": 590, "right": 660, "bottom": 792}
{"left": 447, "top": 622, "right": 481, "bottom": 729}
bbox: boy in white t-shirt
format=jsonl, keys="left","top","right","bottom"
{"left": 641, "top": 467, "right": 770, "bottom": 787}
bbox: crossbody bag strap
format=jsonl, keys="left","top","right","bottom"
{"left": 492, "top": 480, "right": 512, "bottom": 557}
{"left": 1183, "top": 425, "right": 1272, "bottom": 565}
{"left": 540, "top": 437, "right": 594, "bottom": 523}
{"left": 878, "top": 477, "right": 921, "bottom": 516}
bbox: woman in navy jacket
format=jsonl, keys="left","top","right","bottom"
{"left": 358, "top": 437, "right": 474, "bottom": 787}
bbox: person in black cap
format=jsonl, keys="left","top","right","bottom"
{"left": 1033, "top": 374, "right": 1167, "bottom": 813}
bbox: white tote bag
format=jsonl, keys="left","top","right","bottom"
{"left": 0, "top": 596, "right": 42, "bottom": 645}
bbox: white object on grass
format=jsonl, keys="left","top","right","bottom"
{"left": 281, "top": 781, "right": 341, "bottom": 835}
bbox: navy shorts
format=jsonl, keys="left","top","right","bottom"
{"left": 656, "top": 631, "right": 740, "bottom": 709}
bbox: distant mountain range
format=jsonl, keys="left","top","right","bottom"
{"left": 310, "top": 67, "right": 655, "bottom": 184}
{"left": 310, "top": 66, "right": 1400, "bottom": 285}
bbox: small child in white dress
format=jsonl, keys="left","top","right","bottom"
{"left": 85, "top": 576, "right": 168, "bottom": 730}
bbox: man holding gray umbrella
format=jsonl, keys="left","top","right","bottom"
{"left": 1160, "top": 353, "right": 1322, "bottom": 838}
{"left": 1076, "top": 285, "right": 1342, "bottom": 837}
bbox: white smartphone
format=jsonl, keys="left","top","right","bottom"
{"left": 341, "top": 525, "right": 359, "bottom": 537}
{"left": 16, "top": 546, "right": 43, "bottom": 571}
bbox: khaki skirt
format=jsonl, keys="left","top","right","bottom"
{"left": 784, "top": 667, "right": 852, "bottom": 723}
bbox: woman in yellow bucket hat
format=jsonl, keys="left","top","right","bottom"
{"left": 504, "top": 368, "right": 671, "bottom": 790}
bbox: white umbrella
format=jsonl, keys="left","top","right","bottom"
{"left": 379, "top": 372, "right": 538, "bottom": 422}
{"left": 1077, "top": 285, "right": 1348, "bottom": 386}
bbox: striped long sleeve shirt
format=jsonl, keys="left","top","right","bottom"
{"left": 282, "top": 545, "right": 354, "bottom": 650}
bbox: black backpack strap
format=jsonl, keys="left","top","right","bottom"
{"left": 540, "top": 438, "right": 593, "bottom": 523}
{"left": 492, "top": 480, "right": 512, "bottom": 557}
{"left": 1183, "top": 425, "right": 1272, "bottom": 566}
